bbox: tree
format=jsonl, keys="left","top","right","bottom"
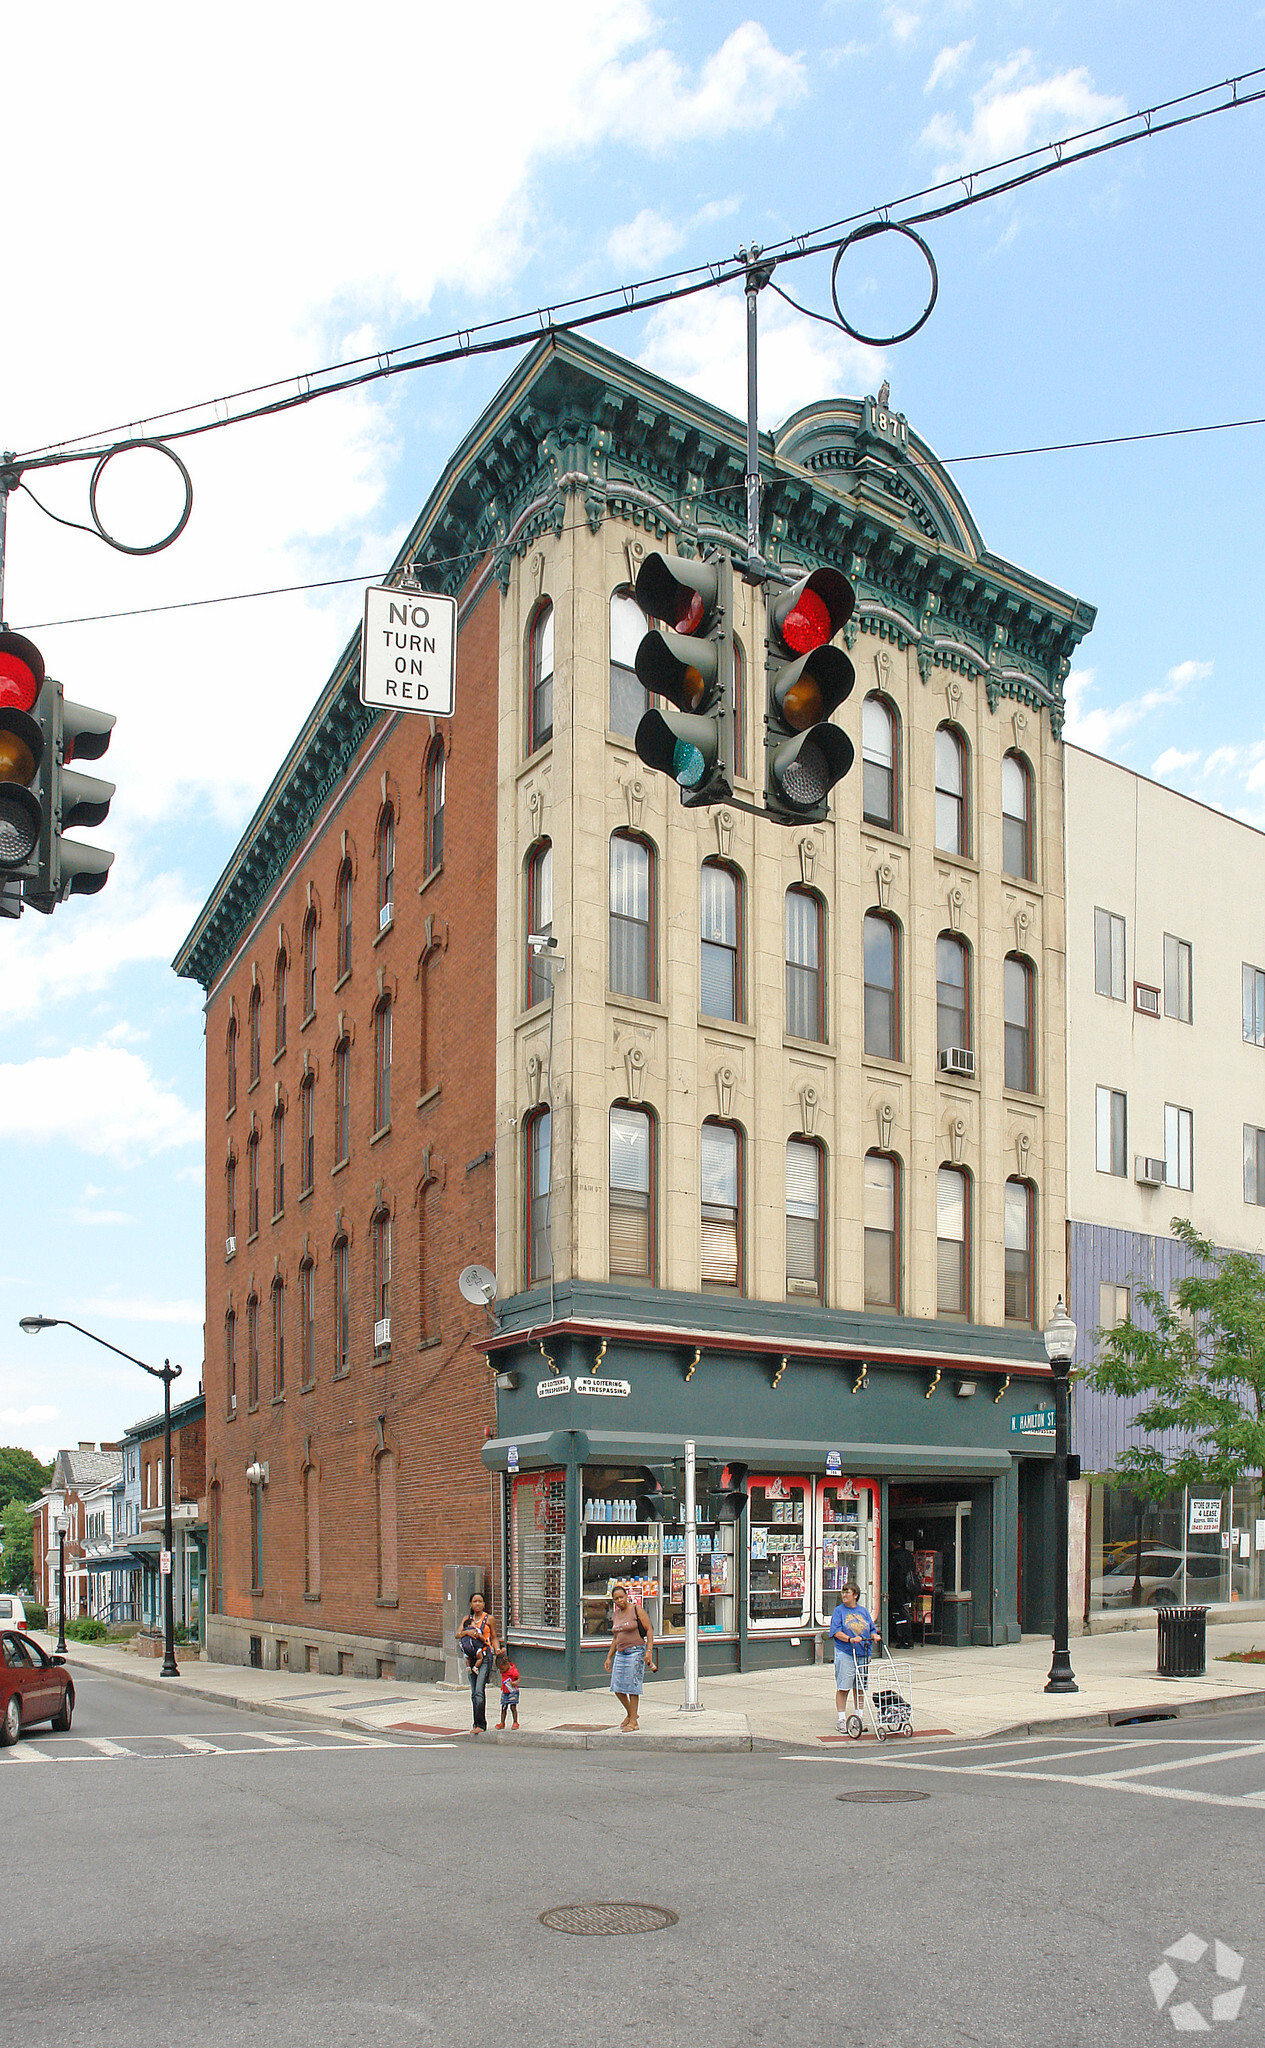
{"left": 0, "top": 1497, "right": 34, "bottom": 1593}
{"left": 1089, "top": 1217, "right": 1265, "bottom": 1492}
{"left": 0, "top": 1446, "right": 51, "bottom": 1514}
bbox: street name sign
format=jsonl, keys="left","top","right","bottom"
{"left": 1010, "top": 1409, "right": 1055, "bottom": 1434}
{"left": 361, "top": 586, "right": 457, "bottom": 714}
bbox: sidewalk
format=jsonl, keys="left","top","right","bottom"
{"left": 33, "top": 1618, "right": 1265, "bottom": 1752}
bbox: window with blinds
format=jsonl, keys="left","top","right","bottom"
{"left": 510, "top": 1470, "right": 566, "bottom": 1634}
{"left": 701, "top": 863, "right": 740, "bottom": 1021}
{"left": 1004, "top": 955, "right": 1034, "bottom": 1091}
{"left": 701, "top": 1121, "right": 741, "bottom": 1288}
{"left": 936, "top": 1165, "right": 969, "bottom": 1319}
{"left": 863, "top": 912, "right": 899, "bottom": 1060}
{"left": 1004, "top": 1178, "right": 1033, "bottom": 1324}
{"left": 864, "top": 1152, "right": 898, "bottom": 1309}
{"left": 526, "top": 1108, "right": 552, "bottom": 1286}
{"left": 610, "top": 835, "right": 653, "bottom": 999}
{"left": 785, "top": 888, "right": 824, "bottom": 1041}
{"left": 609, "top": 589, "right": 649, "bottom": 739}
{"left": 1001, "top": 752, "right": 1033, "bottom": 880}
{"left": 785, "top": 1138, "right": 822, "bottom": 1298}
{"left": 609, "top": 1105, "right": 653, "bottom": 1280}
{"left": 862, "top": 694, "right": 897, "bottom": 829}
{"left": 936, "top": 934, "right": 969, "bottom": 1055}
{"left": 526, "top": 842, "right": 553, "bottom": 1008}
{"left": 529, "top": 602, "right": 554, "bottom": 752}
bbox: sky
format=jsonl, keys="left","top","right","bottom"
{"left": 3, "top": 0, "right": 1265, "bottom": 1461}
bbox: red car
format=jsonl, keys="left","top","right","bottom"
{"left": 0, "top": 1629, "right": 74, "bottom": 1743}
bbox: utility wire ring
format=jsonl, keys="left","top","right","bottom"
{"left": 88, "top": 438, "right": 193, "bottom": 556}
{"left": 829, "top": 221, "right": 939, "bottom": 347}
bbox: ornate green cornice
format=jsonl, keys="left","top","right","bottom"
{"left": 174, "top": 333, "right": 1095, "bottom": 992}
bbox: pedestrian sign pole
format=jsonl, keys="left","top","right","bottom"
{"left": 682, "top": 1439, "right": 701, "bottom": 1712}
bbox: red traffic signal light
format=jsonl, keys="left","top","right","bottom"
{"left": 0, "top": 632, "right": 45, "bottom": 872}
{"left": 765, "top": 569, "right": 857, "bottom": 823}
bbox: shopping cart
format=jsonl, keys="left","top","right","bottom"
{"left": 845, "top": 1641, "right": 914, "bottom": 1741}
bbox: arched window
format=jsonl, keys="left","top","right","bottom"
{"left": 333, "top": 1235, "right": 350, "bottom": 1375}
{"left": 701, "top": 862, "right": 742, "bottom": 1022}
{"left": 1005, "top": 1178, "right": 1035, "bottom": 1325}
{"left": 701, "top": 1120, "right": 743, "bottom": 1291}
{"left": 862, "top": 694, "right": 898, "bottom": 830}
{"left": 936, "top": 1166, "right": 970, "bottom": 1320}
{"left": 1004, "top": 954, "right": 1035, "bottom": 1092}
{"left": 299, "top": 1257, "right": 315, "bottom": 1388}
{"left": 272, "top": 1104, "right": 285, "bottom": 1217}
{"left": 785, "top": 887, "right": 825, "bottom": 1041}
{"left": 334, "top": 1038, "right": 351, "bottom": 1164}
{"left": 935, "top": 725, "right": 969, "bottom": 856}
{"left": 374, "top": 998, "right": 392, "bottom": 1131}
{"left": 1002, "top": 752, "right": 1034, "bottom": 881}
{"left": 863, "top": 912, "right": 900, "bottom": 1060}
{"left": 226, "top": 1013, "right": 238, "bottom": 1113}
{"left": 610, "top": 833, "right": 655, "bottom": 1000}
{"left": 300, "top": 1074, "right": 315, "bottom": 1195}
{"left": 248, "top": 985, "right": 261, "bottom": 1086}
{"left": 786, "top": 1137, "right": 824, "bottom": 1300}
{"left": 275, "top": 950, "right": 288, "bottom": 1056}
{"left": 525, "top": 1106, "right": 551, "bottom": 1287}
{"left": 302, "top": 1460, "right": 320, "bottom": 1597}
{"left": 528, "top": 600, "right": 554, "bottom": 752}
{"left": 609, "top": 587, "right": 649, "bottom": 739}
{"left": 419, "top": 937, "right": 440, "bottom": 1097}
{"left": 526, "top": 840, "right": 553, "bottom": 1007}
{"left": 864, "top": 1152, "right": 900, "bottom": 1309}
{"left": 247, "top": 1129, "right": 260, "bottom": 1237}
{"left": 376, "top": 1448, "right": 398, "bottom": 1603}
{"left": 225, "top": 1310, "right": 237, "bottom": 1414}
{"left": 425, "top": 740, "right": 445, "bottom": 874}
{"left": 610, "top": 1103, "right": 654, "bottom": 1282}
{"left": 225, "top": 1152, "right": 237, "bottom": 1246}
{"left": 302, "top": 909, "right": 317, "bottom": 1019}
{"left": 246, "top": 1292, "right": 260, "bottom": 1407}
{"left": 372, "top": 1209, "right": 391, "bottom": 1351}
{"left": 936, "top": 933, "right": 971, "bottom": 1058}
{"left": 377, "top": 806, "right": 395, "bottom": 929}
{"left": 336, "top": 859, "right": 353, "bottom": 981}
{"left": 271, "top": 1278, "right": 285, "bottom": 1399}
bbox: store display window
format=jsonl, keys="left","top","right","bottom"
{"left": 662, "top": 1511, "right": 737, "bottom": 1638}
{"left": 580, "top": 1467, "right": 662, "bottom": 1640}
{"left": 748, "top": 1477, "right": 811, "bottom": 1629}
{"left": 509, "top": 1469, "right": 566, "bottom": 1637}
{"left": 815, "top": 1478, "right": 878, "bottom": 1624}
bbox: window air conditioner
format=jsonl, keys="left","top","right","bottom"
{"left": 1135, "top": 1156, "right": 1165, "bottom": 1187}
{"left": 225, "top": 1235, "right": 237, "bottom": 1257}
{"left": 938, "top": 1047, "right": 975, "bottom": 1078}
{"left": 229, "top": 1394, "right": 237, "bottom": 1414}
{"left": 1134, "top": 983, "right": 1161, "bottom": 1017}
{"left": 379, "top": 902, "right": 393, "bottom": 932}
{"left": 374, "top": 1317, "right": 391, "bottom": 1350}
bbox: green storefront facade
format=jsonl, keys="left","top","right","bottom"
{"left": 483, "top": 1281, "right": 1057, "bottom": 1690}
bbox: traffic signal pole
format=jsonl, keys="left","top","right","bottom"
{"left": 682, "top": 1438, "right": 701, "bottom": 1712}
{"left": 741, "top": 250, "right": 774, "bottom": 583}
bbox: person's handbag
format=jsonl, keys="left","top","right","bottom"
{"left": 635, "top": 1606, "right": 657, "bottom": 1673}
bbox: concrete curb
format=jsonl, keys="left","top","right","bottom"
{"left": 986, "top": 1688, "right": 1265, "bottom": 1741}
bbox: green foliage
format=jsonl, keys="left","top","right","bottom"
{"left": 0, "top": 1497, "right": 34, "bottom": 1593}
{"left": 63, "top": 1616, "right": 108, "bottom": 1642}
{"left": 0, "top": 1446, "right": 51, "bottom": 1514}
{"left": 23, "top": 1604, "right": 46, "bottom": 1631}
{"left": 1089, "top": 1217, "right": 1265, "bottom": 1491}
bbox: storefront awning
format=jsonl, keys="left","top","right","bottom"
{"left": 483, "top": 1431, "right": 1016, "bottom": 1477}
{"left": 83, "top": 1550, "right": 142, "bottom": 1573}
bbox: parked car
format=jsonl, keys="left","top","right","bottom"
{"left": 0, "top": 1595, "right": 27, "bottom": 1628}
{"left": 0, "top": 1630, "right": 74, "bottom": 1743}
{"left": 1094, "top": 1548, "right": 1225, "bottom": 1609}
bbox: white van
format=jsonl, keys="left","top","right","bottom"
{"left": 0, "top": 1595, "right": 28, "bottom": 1628}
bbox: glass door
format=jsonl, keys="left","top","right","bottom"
{"left": 815, "top": 1479, "right": 878, "bottom": 1625}
{"left": 662, "top": 1512, "right": 736, "bottom": 1636}
{"left": 748, "top": 1476, "right": 810, "bottom": 1630}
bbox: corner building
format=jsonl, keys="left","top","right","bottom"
{"left": 177, "top": 334, "right": 1094, "bottom": 1685}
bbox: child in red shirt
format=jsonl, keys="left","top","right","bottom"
{"left": 495, "top": 1651, "right": 520, "bottom": 1731}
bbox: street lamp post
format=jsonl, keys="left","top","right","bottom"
{"left": 54, "top": 1511, "right": 69, "bottom": 1655}
{"left": 20, "top": 1316, "right": 182, "bottom": 1678}
{"left": 1043, "top": 1296, "right": 1079, "bottom": 1695}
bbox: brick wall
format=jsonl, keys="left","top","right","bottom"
{"left": 203, "top": 572, "right": 500, "bottom": 1653}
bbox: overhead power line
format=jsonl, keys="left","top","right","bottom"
{"left": 8, "top": 65, "right": 1264, "bottom": 478}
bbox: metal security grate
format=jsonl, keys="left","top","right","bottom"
{"left": 836, "top": 1789, "right": 930, "bottom": 1803}
{"left": 539, "top": 1902, "right": 679, "bottom": 1937}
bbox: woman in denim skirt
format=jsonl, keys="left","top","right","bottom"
{"left": 603, "top": 1581, "right": 656, "bottom": 1733}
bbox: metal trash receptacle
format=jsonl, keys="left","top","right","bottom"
{"left": 1156, "top": 1604, "right": 1208, "bottom": 1678}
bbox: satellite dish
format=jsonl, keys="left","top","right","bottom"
{"left": 459, "top": 1264, "right": 498, "bottom": 1307}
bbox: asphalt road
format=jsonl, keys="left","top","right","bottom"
{"left": 5, "top": 1673, "right": 1263, "bottom": 2047}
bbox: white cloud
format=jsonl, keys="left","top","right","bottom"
{"left": 1152, "top": 747, "right": 1200, "bottom": 778}
{"left": 0, "top": 1406, "right": 58, "bottom": 1430}
{"left": 639, "top": 286, "right": 885, "bottom": 428}
{"left": 926, "top": 40, "right": 974, "bottom": 92}
{"left": 66, "top": 1208, "right": 134, "bottom": 1228}
{"left": 76, "top": 1295, "right": 204, "bottom": 1325}
{"left": 608, "top": 209, "right": 685, "bottom": 272}
{"left": 1063, "top": 660, "right": 1210, "bottom": 756}
{"left": 576, "top": 21, "right": 806, "bottom": 152}
{"left": 1202, "top": 745, "right": 1244, "bottom": 777}
{"left": 1165, "top": 659, "right": 1214, "bottom": 689}
{"left": 921, "top": 55, "right": 1125, "bottom": 175}
{"left": 0, "top": 861, "right": 204, "bottom": 1026}
{"left": 0, "top": 1045, "right": 200, "bottom": 1161}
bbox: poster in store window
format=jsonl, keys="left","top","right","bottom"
{"left": 780, "top": 1551, "right": 806, "bottom": 1601}
{"left": 1189, "top": 1497, "right": 1222, "bottom": 1534}
{"left": 711, "top": 1553, "right": 729, "bottom": 1591}
{"left": 670, "top": 1556, "right": 685, "bottom": 1599}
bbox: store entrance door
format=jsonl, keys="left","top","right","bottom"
{"left": 888, "top": 1487, "right": 976, "bottom": 1647}
{"left": 814, "top": 1479, "right": 878, "bottom": 1625}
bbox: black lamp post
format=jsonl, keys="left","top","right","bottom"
{"left": 1043, "top": 1296, "right": 1079, "bottom": 1694}
{"left": 54, "top": 1512, "right": 69, "bottom": 1654}
{"left": 21, "top": 1316, "right": 182, "bottom": 1678}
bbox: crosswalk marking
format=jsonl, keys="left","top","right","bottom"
{"left": 2, "top": 1729, "right": 454, "bottom": 1765}
{"left": 1095, "top": 1741, "right": 1265, "bottom": 1783}
{"left": 169, "top": 1735, "right": 223, "bottom": 1754}
{"left": 9, "top": 1744, "right": 51, "bottom": 1762}
{"left": 83, "top": 1737, "right": 133, "bottom": 1758}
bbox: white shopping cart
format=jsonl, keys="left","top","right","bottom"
{"left": 845, "top": 1642, "right": 914, "bottom": 1741}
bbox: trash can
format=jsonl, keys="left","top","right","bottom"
{"left": 1156, "top": 1605, "right": 1207, "bottom": 1678}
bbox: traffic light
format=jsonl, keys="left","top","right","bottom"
{"left": 25, "top": 686, "right": 115, "bottom": 913}
{"left": 634, "top": 550, "right": 734, "bottom": 807}
{"left": 0, "top": 631, "right": 46, "bottom": 883}
{"left": 635, "top": 1465, "right": 668, "bottom": 1523}
{"left": 711, "top": 1461, "right": 750, "bottom": 1520}
{"left": 764, "top": 567, "right": 856, "bottom": 823}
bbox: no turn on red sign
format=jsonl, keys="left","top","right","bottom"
{"left": 360, "top": 585, "right": 457, "bottom": 715}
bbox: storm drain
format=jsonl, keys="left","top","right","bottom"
{"left": 539, "top": 1902, "right": 679, "bottom": 1937}
{"left": 836, "top": 1789, "right": 930, "bottom": 1804}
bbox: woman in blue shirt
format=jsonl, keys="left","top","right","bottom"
{"left": 830, "top": 1581, "right": 878, "bottom": 1731}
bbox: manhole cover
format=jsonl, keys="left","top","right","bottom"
{"left": 836, "top": 1789, "right": 930, "bottom": 1804}
{"left": 539, "top": 1902, "right": 678, "bottom": 1936}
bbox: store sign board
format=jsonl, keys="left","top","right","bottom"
{"left": 507, "top": 1446, "right": 519, "bottom": 1473}
{"left": 536, "top": 1376, "right": 572, "bottom": 1398}
{"left": 1010, "top": 1409, "right": 1055, "bottom": 1434}
{"left": 825, "top": 1450, "right": 842, "bottom": 1475}
{"left": 360, "top": 586, "right": 457, "bottom": 715}
{"left": 573, "top": 1376, "right": 631, "bottom": 1398}
{"left": 1189, "top": 1497, "right": 1222, "bottom": 1534}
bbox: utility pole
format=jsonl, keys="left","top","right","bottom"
{"left": 682, "top": 1439, "right": 701, "bottom": 1712}
{"left": 740, "top": 248, "right": 775, "bottom": 583}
